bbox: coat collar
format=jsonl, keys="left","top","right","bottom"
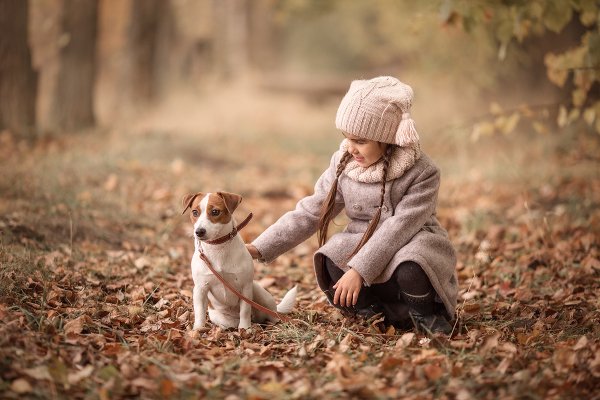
{"left": 339, "top": 139, "right": 421, "bottom": 183}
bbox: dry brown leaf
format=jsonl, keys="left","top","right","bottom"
{"left": 131, "top": 377, "right": 159, "bottom": 391}
{"left": 67, "top": 365, "right": 94, "bottom": 385}
{"left": 423, "top": 364, "right": 443, "bottom": 381}
{"left": 573, "top": 335, "right": 588, "bottom": 351}
{"left": 11, "top": 379, "right": 32, "bottom": 394}
{"left": 64, "top": 315, "right": 91, "bottom": 335}
{"left": 496, "top": 358, "right": 511, "bottom": 374}
{"left": 395, "top": 332, "right": 415, "bottom": 349}
{"left": 479, "top": 332, "right": 500, "bottom": 355}
{"left": 380, "top": 356, "right": 404, "bottom": 371}
{"left": 160, "top": 379, "right": 176, "bottom": 397}
{"left": 22, "top": 366, "right": 52, "bottom": 381}
{"left": 104, "top": 174, "right": 118, "bottom": 191}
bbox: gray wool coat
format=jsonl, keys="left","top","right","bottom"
{"left": 252, "top": 149, "right": 458, "bottom": 318}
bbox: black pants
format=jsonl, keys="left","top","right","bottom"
{"left": 322, "top": 257, "right": 441, "bottom": 327}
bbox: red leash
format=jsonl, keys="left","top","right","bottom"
{"left": 198, "top": 213, "right": 291, "bottom": 323}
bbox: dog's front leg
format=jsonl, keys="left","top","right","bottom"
{"left": 238, "top": 283, "right": 253, "bottom": 329}
{"left": 192, "top": 283, "right": 209, "bottom": 330}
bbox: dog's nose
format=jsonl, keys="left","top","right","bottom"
{"left": 195, "top": 228, "right": 206, "bottom": 238}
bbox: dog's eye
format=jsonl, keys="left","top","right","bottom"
{"left": 211, "top": 209, "right": 221, "bottom": 216}
{"left": 192, "top": 210, "right": 199, "bottom": 217}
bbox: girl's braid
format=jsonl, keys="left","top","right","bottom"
{"left": 349, "top": 145, "right": 394, "bottom": 258}
{"left": 317, "top": 151, "right": 353, "bottom": 247}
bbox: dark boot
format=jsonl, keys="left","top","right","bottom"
{"left": 395, "top": 261, "right": 453, "bottom": 335}
{"left": 409, "top": 311, "right": 453, "bottom": 335}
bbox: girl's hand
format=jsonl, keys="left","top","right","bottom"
{"left": 333, "top": 268, "right": 364, "bottom": 307}
{"left": 246, "top": 244, "right": 262, "bottom": 260}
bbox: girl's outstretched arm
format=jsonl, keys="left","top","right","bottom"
{"left": 246, "top": 244, "right": 262, "bottom": 260}
{"left": 251, "top": 152, "right": 344, "bottom": 263}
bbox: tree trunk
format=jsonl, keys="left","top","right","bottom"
{"left": 248, "top": 0, "right": 277, "bottom": 71}
{"left": 52, "top": 0, "right": 98, "bottom": 132}
{"left": 0, "top": 0, "right": 37, "bottom": 137}
{"left": 213, "top": 0, "right": 249, "bottom": 80}
{"left": 129, "top": 0, "right": 162, "bottom": 101}
{"left": 133, "top": 0, "right": 176, "bottom": 100}
{"left": 95, "top": 0, "right": 174, "bottom": 123}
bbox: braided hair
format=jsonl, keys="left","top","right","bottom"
{"left": 317, "top": 145, "right": 395, "bottom": 258}
{"left": 349, "top": 145, "right": 393, "bottom": 257}
{"left": 317, "top": 151, "right": 352, "bottom": 247}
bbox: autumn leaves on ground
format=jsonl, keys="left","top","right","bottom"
{"left": 1, "top": 90, "right": 599, "bottom": 399}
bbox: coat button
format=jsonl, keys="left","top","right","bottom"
{"left": 381, "top": 205, "right": 388, "bottom": 212}
{"left": 352, "top": 204, "right": 362, "bottom": 211}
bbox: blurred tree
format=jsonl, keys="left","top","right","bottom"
{"left": 0, "top": 0, "right": 37, "bottom": 137}
{"left": 51, "top": 0, "right": 98, "bottom": 132}
{"left": 129, "top": 0, "right": 164, "bottom": 101}
{"left": 441, "top": 0, "right": 600, "bottom": 136}
{"left": 214, "top": 0, "right": 249, "bottom": 79}
{"left": 248, "top": 0, "right": 278, "bottom": 71}
{"left": 271, "top": 0, "right": 510, "bottom": 97}
{"left": 95, "top": 0, "right": 176, "bottom": 123}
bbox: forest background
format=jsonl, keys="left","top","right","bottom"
{"left": 1, "top": 0, "right": 599, "bottom": 398}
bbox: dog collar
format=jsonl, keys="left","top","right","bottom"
{"left": 201, "top": 213, "right": 253, "bottom": 245}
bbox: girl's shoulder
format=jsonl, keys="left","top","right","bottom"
{"left": 387, "top": 150, "right": 439, "bottom": 183}
{"left": 414, "top": 151, "right": 439, "bottom": 174}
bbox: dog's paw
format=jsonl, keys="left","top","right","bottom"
{"left": 192, "top": 322, "right": 205, "bottom": 331}
{"left": 238, "top": 326, "right": 255, "bottom": 337}
{"left": 238, "top": 321, "right": 251, "bottom": 330}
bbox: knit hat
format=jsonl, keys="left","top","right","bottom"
{"left": 335, "top": 76, "right": 419, "bottom": 146}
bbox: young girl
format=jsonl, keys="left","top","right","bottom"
{"left": 246, "top": 76, "right": 458, "bottom": 334}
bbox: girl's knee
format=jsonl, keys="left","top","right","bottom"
{"left": 394, "top": 261, "right": 429, "bottom": 289}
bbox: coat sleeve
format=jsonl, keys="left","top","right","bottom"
{"left": 251, "top": 152, "right": 344, "bottom": 263}
{"left": 347, "top": 164, "right": 440, "bottom": 285}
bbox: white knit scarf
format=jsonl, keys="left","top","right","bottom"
{"left": 339, "top": 139, "right": 421, "bottom": 183}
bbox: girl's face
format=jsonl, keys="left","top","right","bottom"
{"left": 343, "top": 133, "right": 387, "bottom": 168}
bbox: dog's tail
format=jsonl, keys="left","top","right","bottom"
{"left": 276, "top": 285, "right": 298, "bottom": 314}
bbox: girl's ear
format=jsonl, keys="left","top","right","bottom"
{"left": 217, "top": 192, "right": 242, "bottom": 214}
{"left": 182, "top": 192, "right": 204, "bottom": 215}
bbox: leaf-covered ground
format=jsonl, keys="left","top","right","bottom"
{"left": 1, "top": 92, "right": 599, "bottom": 399}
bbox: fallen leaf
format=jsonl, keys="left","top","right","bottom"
{"left": 64, "top": 315, "right": 91, "bottom": 335}
{"left": 496, "top": 358, "right": 511, "bottom": 374}
{"left": 134, "top": 256, "right": 151, "bottom": 270}
{"left": 380, "top": 356, "right": 404, "bottom": 371}
{"left": 423, "top": 364, "right": 443, "bottom": 381}
{"left": 160, "top": 379, "right": 176, "bottom": 397}
{"left": 395, "top": 332, "right": 415, "bottom": 349}
{"left": 22, "top": 366, "right": 52, "bottom": 381}
{"left": 479, "top": 332, "right": 500, "bottom": 355}
{"left": 573, "top": 335, "right": 588, "bottom": 351}
{"left": 132, "top": 377, "right": 159, "bottom": 391}
{"left": 11, "top": 379, "right": 32, "bottom": 394}
{"left": 68, "top": 365, "right": 94, "bottom": 385}
{"left": 104, "top": 174, "right": 118, "bottom": 191}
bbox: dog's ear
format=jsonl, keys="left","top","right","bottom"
{"left": 181, "top": 192, "right": 204, "bottom": 215}
{"left": 217, "top": 191, "right": 242, "bottom": 214}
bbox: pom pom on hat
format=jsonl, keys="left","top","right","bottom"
{"left": 335, "top": 76, "right": 420, "bottom": 146}
{"left": 396, "top": 112, "right": 420, "bottom": 146}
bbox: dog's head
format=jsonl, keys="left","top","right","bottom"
{"left": 181, "top": 191, "right": 243, "bottom": 241}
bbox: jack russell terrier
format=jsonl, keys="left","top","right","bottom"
{"left": 182, "top": 191, "right": 297, "bottom": 330}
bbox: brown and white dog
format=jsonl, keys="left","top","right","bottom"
{"left": 182, "top": 191, "right": 297, "bottom": 330}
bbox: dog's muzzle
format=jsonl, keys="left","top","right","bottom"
{"left": 195, "top": 228, "right": 207, "bottom": 238}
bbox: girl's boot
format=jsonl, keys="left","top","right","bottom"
{"left": 395, "top": 261, "right": 453, "bottom": 335}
